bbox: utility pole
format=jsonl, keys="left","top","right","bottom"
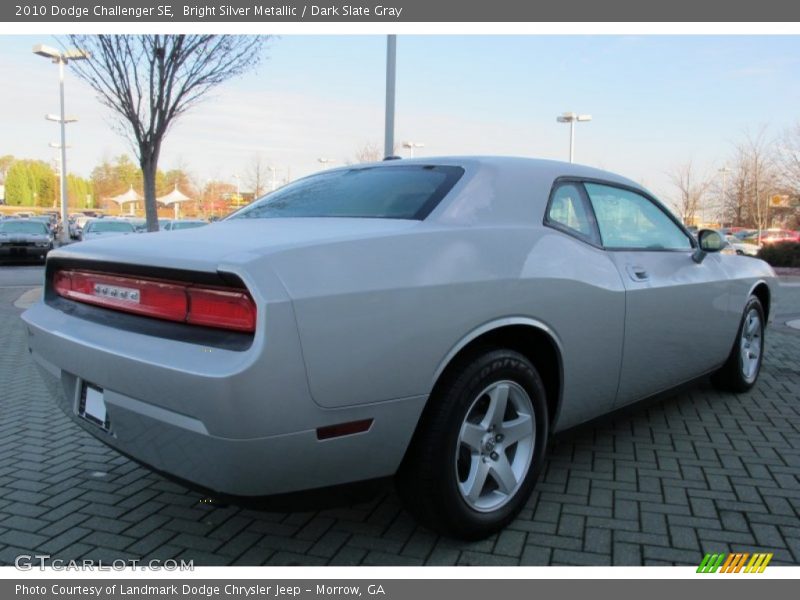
{"left": 34, "top": 44, "right": 89, "bottom": 244}
{"left": 384, "top": 35, "right": 396, "bottom": 158}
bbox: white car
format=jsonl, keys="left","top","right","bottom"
{"left": 725, "top": 234, "right": 761, "bottom": 257}
{"left": 80, "top": 219, "right": 137, "bottom": 241}
{"left": 163, "top": 219, "right": 208, "bottom": 231}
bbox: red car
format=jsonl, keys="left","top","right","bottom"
{"left": 761, "top": 229, "right": 800, "bottom": 244}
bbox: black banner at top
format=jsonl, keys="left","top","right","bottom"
{"left": 3, "top": 0, "right": 800, "bottom": 22}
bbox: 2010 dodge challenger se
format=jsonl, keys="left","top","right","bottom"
{"left": 23, "top": 157, "right": 776, "bottom": 539}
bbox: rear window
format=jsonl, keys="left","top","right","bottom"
{"left": 87, "top": 221, "right": 135, "bottom": 232}
{"left": 231, "top": 165, "right": 464, "bottom": 220}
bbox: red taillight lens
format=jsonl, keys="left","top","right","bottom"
{"left": 187, "top": 287, "right": 256, "bottom": 332}
{"left": 57, "top": 270, "right": 188, "bottom": 321}
{"left": 52, "top": 269, "right": 256, "bottom": 333}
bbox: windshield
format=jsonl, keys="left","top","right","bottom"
{"left": 0, "top": 221, "right": 49, "bottom": 235}
{"left": 231, "top": 165, "right": 464, "bottom": 221}
{"left": 87, "top": 221, "right": 135, "bottom": 233}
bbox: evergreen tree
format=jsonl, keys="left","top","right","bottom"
{"left": 4, "top": 162, "right": 32, "bottom": 205}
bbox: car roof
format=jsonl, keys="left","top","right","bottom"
{"left": 87, "top": 217, "right": 133, "bottom": 224}
{"left": 318, "top": 156, "right": 648, "bottom": 225}
{"left": 323, "top": 155, "right": 642, "bottom": 189}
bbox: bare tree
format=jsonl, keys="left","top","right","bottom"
{"left": 723, "top": 129, "right": 780, "bottom": 234}
{"left": 667, "top": 160, "right": 710, "bottom": 225}
{"left": 351, "top": 141, "right": 384, "bottom": 164}
{"left": 779, "top": 121, "right": 800, "bottom": 198}
{"left": 65, "top": 35, "right": 266, "bottom": 230}
{"left": 245, "top": 154, "right": 269, "bottom": 198}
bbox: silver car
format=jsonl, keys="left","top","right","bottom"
{"left": 0, "top": 219, "right": 53, "bottom": 263}
{"left": 80, "top": 218, "right": 137, "bottom": 241}
{"left": 23, "top": 157, "right": 775, "bottom": 539}
{"left": 162, "top": 219, "right": 208, "bottom": 231}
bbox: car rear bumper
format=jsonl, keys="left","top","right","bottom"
{"left": 23, "top": 301, "right": 425, "bottom": 496}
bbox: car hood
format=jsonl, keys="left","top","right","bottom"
{"left": 50, "top": 218, "right": 420, "bottom": 272}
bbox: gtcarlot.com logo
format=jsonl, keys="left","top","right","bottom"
{"left": 14, "top": 554, "right": 194, "bottom": 571}
{"left": 697, "top": 552, "right": 773, "bottom": 573}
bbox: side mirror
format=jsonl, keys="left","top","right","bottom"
{"left": 692, "top": 229, "right": 725, "bottom": 264}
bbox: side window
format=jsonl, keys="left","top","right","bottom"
{"left": 546, "top": 182, "right": 597, "bottom": 243}
{"left": 584, "top": 183, "right": 692, "bottom": 250}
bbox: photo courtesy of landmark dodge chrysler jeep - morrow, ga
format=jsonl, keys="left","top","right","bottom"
{"left": 23, "top": 157, "right": 776, "bottom": 539}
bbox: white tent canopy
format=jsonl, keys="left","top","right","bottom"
{"left": 157, "top": 184, "right": 191, "bottom": 219}
{"left": 107, "top": 185, "right": 142, "bottom": 215}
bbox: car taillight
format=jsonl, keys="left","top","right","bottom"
{"left": 53, "top": 269, "right": 256, "bottom": 333}
{"left": 187, "top": 287, "right": 257, "bottom": 332}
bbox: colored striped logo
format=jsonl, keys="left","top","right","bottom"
{"left": 697, "top": 553, "right": 773, "bottom": 573}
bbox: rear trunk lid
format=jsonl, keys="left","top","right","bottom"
{"left": 51, "top": 218, "right": 420, "bottom": 272}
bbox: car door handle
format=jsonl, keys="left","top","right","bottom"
{"left": 626, "top": 265, "right": 650, "bottom": 281}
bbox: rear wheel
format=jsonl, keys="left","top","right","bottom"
{"left": 397, "top": 348, "right": 549, "bottom": 539}
{"left": 711, "top": 296, "right": 765, "bottom": 392}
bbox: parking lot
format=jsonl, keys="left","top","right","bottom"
{"left": 0, "top": 264, "right": 798, "bottom": 566}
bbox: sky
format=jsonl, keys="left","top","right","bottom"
{"left": 0, "top": 34, "right": 798, "bottom": 205}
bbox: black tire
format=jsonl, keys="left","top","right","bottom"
{"left": 711, "top": 296, "right": 765, "bottom": 393}
{"left": 396, "top": 348, "right": 549, "bottom": 540}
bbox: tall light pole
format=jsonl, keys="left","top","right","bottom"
{"left": 402, "top": 141, "right": 424, "bottom": 158}
{"left": 384, "top": 35, "right": 397, "bottom": 159}
{"left": 34, "top": 44, "right": 89, "bottom": 244}
{"left": 318, "top": 158, "right": 336, "bottom": 169}
{"left": 556, "top": 112, "right": 592, "bottom": 163}
{"left": 48, "top": 142, "right": 70, "bottom": 210}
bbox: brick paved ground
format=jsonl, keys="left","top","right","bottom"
{"left": 0, "top": 282, "right": 798, "bottom": 566}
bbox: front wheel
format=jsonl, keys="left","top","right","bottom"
{"left": 396, "top": 348, "right": 549, "bottom": 539}
{"left": 711, "top": 296, "right": 765, "bottom": 393}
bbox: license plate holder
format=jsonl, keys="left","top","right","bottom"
{"left": 79, "top": 383, "right": 110, "bottom": 430}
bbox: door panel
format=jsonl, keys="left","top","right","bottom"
{"left": 581, "top": 181, "right": 733, "bottom": 406}
{"left": 609, "top": 251, "right": 732, "bottom": 405}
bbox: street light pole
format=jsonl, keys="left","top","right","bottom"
{"left": 34, "top": 44, "right": 89, "bottom": 244}
{"left": 318, "top": 158, "right": 335, "bottom": 169}
{"left": 384, "top": 35, "right": 397, "bottom": 159}
{"left": 556, "top": 112, "right": 592, "bottom": 163}
{"left": 569, "top": 120, "right": 575, "bottom": 163}
{"left": 58, "top": 58, "right": 67, "bottom": 237}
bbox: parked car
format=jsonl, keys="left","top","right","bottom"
{"left": 80, "top": 218, "right": 137, "bottom": 241}
{"left": 761, "top": 229, "right": 800, "bottom": 244}
{"left": 163, "top": 219, "right": 208, "bottom": 231}
{"left": 0, "top": 219, "right": 53, "bottom": 262}
{"left": 725, "top": 234, "right": 761, "bottom": 257}
{"left": 70, "top": 214, "right": 94, "bottom": 239}
{"left": 125, "top": 218, "right": 148, "bottom": 233}
{"left": 29, "top": 215, "right": 57, "bottom": 239}
{"left": 23, "top": 157, "right": 776, "bottom": 539}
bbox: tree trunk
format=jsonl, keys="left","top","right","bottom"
{"left": 140, "top": 147, "right": 161, "bottom": 232}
